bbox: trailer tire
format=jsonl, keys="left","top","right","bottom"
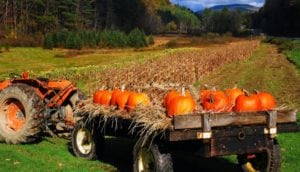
{"left": 71, "top": 119, "right": 104, "bottom": 160}
{"left": 238, "top": 142, "right": 281, "bottom": 172}
{"left": 133, "top": 140, "right": 173, "bottom": 172}
{"left": 0, "top": 83, "right": 44, "bottom": 144}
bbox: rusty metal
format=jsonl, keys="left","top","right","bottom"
{"left": 0, "top": 72, "right": 79, "bottom": 132}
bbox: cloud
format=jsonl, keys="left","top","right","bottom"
{"left": 170, "top": 0, "right": 265, "bottom": 11}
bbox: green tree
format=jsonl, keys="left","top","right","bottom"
{"left": 148, "top": 35, "right": 155, "bottom": 45}
{"left": 128, "top": 28, "right": 147, "bottom": 48}
{"left": 65, "top": 32, "right": 82, "bottom": 49}
{"left": 43, "top": 33, "right": 54, "bottom": 49}
{"left": 256, "top": 0, "right": 300, "bottom": 36}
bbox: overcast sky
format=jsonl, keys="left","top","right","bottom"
{"left": 170, "top": 0, "right": 265, "bottom": 11}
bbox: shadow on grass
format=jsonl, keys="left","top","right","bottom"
{"left": 97, "top": 137, "right": 240, "bottom": 172}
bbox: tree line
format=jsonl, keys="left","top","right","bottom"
{"left": 253, "top": 0, "right": 300, "bottom": 37}
{"left": 44, "top": 29, "right": 154, "bottom": 49}
{"left": 2, "top": 0, "right": 298, "bottom": 48}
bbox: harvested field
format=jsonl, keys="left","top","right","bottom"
{"left": 92, "top": 40, "right": 259, "bottom": 101}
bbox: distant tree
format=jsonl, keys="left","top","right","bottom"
{"left": 65, "top": 33, "right": 82, "bottom": 49}
{"left": 166, "top": 21, "right": 177, "bottom": 31}
{"left": 158, "top": 5, "right": 200, "bottom": 33}
{"left": 201, "top": 8, "right": 243, "bottom": 34}
{"left": 256, "top": 0, "right": 300, "bottom": 36}
{"left": 128, "top": 28, "right": 147, "bottom": 48}
{"left": 148, "top": 35, "right": 155, "bottom": 45}
{"left": 43, "top": 33, "right": 54, "bottom": 50}
{"left": 99, "top": 30, "right": 128, "bottom": 47}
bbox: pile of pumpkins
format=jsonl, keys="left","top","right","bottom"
{"left": 93, "top": 84, "right": 276, "bottom": 117}
{"left": 93, "top": 87, "right": 150, "bottom": 112}
{"left": 165, "top": 85, "right": 276, "bottom": 116}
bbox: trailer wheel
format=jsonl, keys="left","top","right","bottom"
{"left": 0, "top": 84, "right": 44, "bottom": 144}
{"left": 238, "top": 142, "right": 281, "bottom": 172}
{"left": 71, "top": 119, "right": 104, "bottom": 160}
{"left": 133, "top": 140, "right": 173, "bottom": 172}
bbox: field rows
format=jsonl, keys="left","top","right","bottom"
{"left": 93, "top": 40, "right": 260, "bottom": 101}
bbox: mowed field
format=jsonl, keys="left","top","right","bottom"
{"left": 0, "top": 37, "right": 299, "bottom": 172}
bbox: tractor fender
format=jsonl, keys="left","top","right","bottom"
{"left": 10, "top": 79, "right": 48, "bottom": 98}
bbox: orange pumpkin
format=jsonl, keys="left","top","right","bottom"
{"left": 167, "top": 88, "right": 196, "bottom": 116}
{"left": 164, "top": 90, "right": 180, "bottom": 107}
{"left": 199, "top": 86, "right": 216, "bottom": 103}
{"left": 127, "top": 93, "right": 150, "bottom": 112}
{"left": 234, "top": 93, "right": 261, "bottom": 112}
{"left": 116, "top": 91, "right": 132, "bottom": 110}
{"left": 256, "top": 92, "right": 276, "bottom": 110}
{"left": 93, "top": 90, "right": 106, "bottom": 104}
{"left": 202, "top": 91, "right": 229, "bottom": 112}
{"left": 100, "top": 91, "right": 112, "bottom": 106}
{"left": 110, "top": 89, "right": 122, "bottom": 106}
{"left": 225, "top": 85, "right": 245, "bottom": 110}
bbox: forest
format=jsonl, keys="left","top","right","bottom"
{"left": 0, "top": 0, "right": 299, "bottom": 48}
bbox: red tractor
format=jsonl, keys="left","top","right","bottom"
{"left": 0, "top": 72, "right": 83, "bottom": 144}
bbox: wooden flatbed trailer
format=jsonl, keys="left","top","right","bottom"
{"left": 71, "top": 110, "right": 298, "bottom": 172}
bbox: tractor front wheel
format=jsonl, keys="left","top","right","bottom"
{"left": 0, "top": 84, "right": 45, "bottom": 144}
{"left": 71, "top": 119, "right": 104, "bottom": 160}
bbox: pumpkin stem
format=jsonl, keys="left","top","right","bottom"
{"left": 233, "top": 82, "right": 238, "bottom": 89}
{"left": 203, "top": 84, "right": 210, "bottom": 90}
{"left": 242, "top": 89, "right": 250, "bottom": 96}
{"left": 211, "top": 86, "right": 217, "bottom": 91}
{"left": 121, "top": 84, "right": 126, "bottom": 92}
{"left": 209, "top": 94, "right": 214, "bottom": 103}
{"left": 254, "top": 89, "right": 260, "bottom": 94}
{"left": 181, "top": 87, "right": 186, "bottom": 96}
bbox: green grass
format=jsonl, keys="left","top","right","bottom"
{"left": 0, "top": 137, "right": 116, "bottom": 172}
{"left": 285, "top": 40, "right": 300, "bottom": 70}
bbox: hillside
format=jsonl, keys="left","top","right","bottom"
{"left": 198, "top": 4, "right": 260, "bottom": 13}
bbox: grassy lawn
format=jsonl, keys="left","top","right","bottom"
{"left": 0, "top": 41, "right": 299, "bottom": 171}
{"left": 0, "top": 137, "right": 116, "bottom": 172}
{"left": 285, "top": 40, "right": 300, "bottom": 70}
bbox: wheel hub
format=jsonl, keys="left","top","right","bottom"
{"left": 6, "top": 102, "right": 25, "bottom": 131}
{"left": 76, "top": 128, "right": 92, "bottom": 154}
{"left": 138, "top": 148, "right": 155, "bottom": 172}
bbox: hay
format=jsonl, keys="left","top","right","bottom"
{"left": 129, "top": 105, "right": 171, "bottom": 146}
{"left": 74, "top": 99, "right": 172, "bottom": 145}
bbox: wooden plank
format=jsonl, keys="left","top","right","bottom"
{"left": 168, "top": 130, "right": 200, "bottom": 141}
{"left": 277, "top": 110, "right": 297, "bottom": 123}
{"left": 173, "top": 110, "right": 297, "bottom": 130}
{"left": 173, "top": 113, "right": 203, "bottom": 129}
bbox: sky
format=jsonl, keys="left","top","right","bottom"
{"left": 170, "top": 0, "right": 265, "bottom": 11}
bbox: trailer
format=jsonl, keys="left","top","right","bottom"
{"left": 71, "top": 107, "right": 298, "bottom": 172}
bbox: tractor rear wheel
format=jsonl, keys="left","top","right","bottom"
{"left": 0, "top": 84, "right": 45, "bottom": 144}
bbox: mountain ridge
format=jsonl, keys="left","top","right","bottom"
{"left": 198, "top": 4, "right": 260, "bottom": 13}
